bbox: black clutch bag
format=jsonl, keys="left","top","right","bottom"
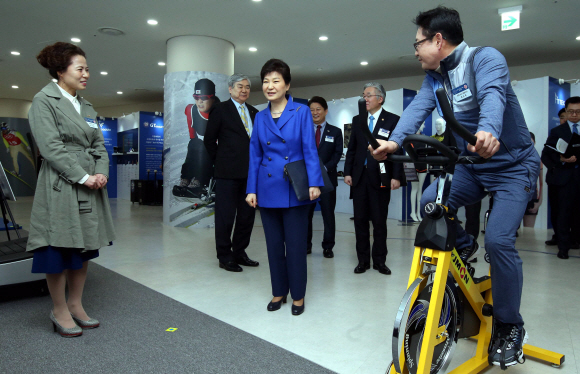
{"left": 283, "top": 158, "right": 334, "bottom": 201}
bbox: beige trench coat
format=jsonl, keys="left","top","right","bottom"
{"left": 26, "top": 82, "right": 116, "bottom": 252}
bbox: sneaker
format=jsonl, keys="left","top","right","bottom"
{"left": 458, "top": 235, "right": 480, "bottom": 263}
{"left": 488, "top": 321, "right": 528, "bottom": 369}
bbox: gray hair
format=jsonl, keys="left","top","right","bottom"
{"left": 363, "top": 82, "right": 386, "bottom": 104}
{"left": 228, "top": 74, "right": 251, "bottom": 88}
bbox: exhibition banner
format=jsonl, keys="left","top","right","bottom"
{"left": 98, "top": 118, "right": 117, "bottom": 198}
{"left": 138, "top": 112, "right": 164, "bottom": 181}
{"left": 163, "top": 71, "right": 229, "bottom": 227}
{"left": 0, "top": 117, "right": 38, "bottom": 196}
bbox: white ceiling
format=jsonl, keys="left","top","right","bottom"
{"left": 0, "top": 0, "right": 579, "bottom": 108}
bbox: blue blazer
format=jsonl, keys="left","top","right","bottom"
{"left": 247, "top": 95, "right": 324, "bottom": 208}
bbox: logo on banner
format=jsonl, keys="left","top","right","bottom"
{"left": 144, "top": 122, "right": 150, "bottom": 127}
{"left": 555, "top": 93, "right": 565, "bottom": 106}
{"left": 144, "top": 121, "right": 164, "bottom": 129}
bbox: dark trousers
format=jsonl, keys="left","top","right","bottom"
{"left": 260, "top": 204, "right": 310, "bottom": 300}
{"left": 214, "top": 178, "right": 255, "bottom": 263}
{"left": 181, "top": 139, "right": 212, "bottom": 186}
{"left": 307, "top": 189, "right": 336, "bottom": 251}
{"left": 556, "top": 176, "right": 580, "bottom": 251}
{"left": 547, "top": 183, "right": 559, "bottom": 241}
{"left": 352, "top": 169, "right": 391, "bottom": 265}
{"left": 464, "top": 201, "right": 482, "bottom": 240}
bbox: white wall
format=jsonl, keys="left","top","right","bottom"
{"left": 511, "top": 77, "right": 549, "bottom": 229}
{"left": 117, "top": 112, "right": 140, "bottom": 132}
{"left": 0, "top": 99, "right": 32, "bottom": 119}
{"left": 571, "top": 84, "right": 580, "bottom": 97}
{"left": 96, "top": 101, "right": 164, "bottom": 118}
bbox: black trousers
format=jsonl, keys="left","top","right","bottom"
{"left": 352, "top": 169, "right": 391, "bottom": 265}
{"left": 556, "top": 176, "right": 580, "bottom": 251}
{"left": 547, "top": 183, "right": 559, "bottom": 241}
{"left": 181, "top": 138, "right": 213, "bottom": 186}
{"left": 464, "top": 201, "right": 482, "bottom": 241}
{"left": 307, "top": 189, "right": 336, "bottom": 251}
{"left": 214, "top": 178, "right": 256, "bottom": 262}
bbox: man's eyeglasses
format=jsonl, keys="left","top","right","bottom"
{"left": 413, "top": 34, "right": 446, "bottom": 51}
{"left": 566, "top": 109, "right": 580, "bottom": 115}
{"left": 361, "top": 94, "right": 380, "bottom": 100}
{"left": 193, "top": 94, "right": 214, "bottom": 101}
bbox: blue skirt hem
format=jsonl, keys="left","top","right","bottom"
{"left": 31, "top": 246, "right": 99, "bottom": 274}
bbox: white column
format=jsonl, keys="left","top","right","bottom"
{"left": 166, "top": 36, "right": 234, "bottom": 75}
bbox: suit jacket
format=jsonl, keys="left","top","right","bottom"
{"left": 541, "top": 122, "right": 580, "bottom": 186}
{"left": 247, "top": 95, "right": 324, "bottom": 208}
{"left": 204, "top": 99, "right": 258, "bottom": 179}
{"left": 344, "top": 108, "right": 405, "bottom": 188}
{"left": 316, "top": 123, "right": 343, "bottom": 186}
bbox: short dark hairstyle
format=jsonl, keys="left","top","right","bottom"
{"left": 565, "top": 96, "right": 580, "bottom": 109}
{"left": 414, "top": 6, "right": 464, "bottom": 46}
{"left": 36, "top": 42, "right": 86, "bottom": 80}
{"left": 308, "top": 96, "right": 328, "bottom": 110}
{"left": 260, "top": 59, "right": 291, "bottom": 84}
{"left": 558, "top": 108, "right": 566, "bottom": 116}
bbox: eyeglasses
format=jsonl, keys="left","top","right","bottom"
{"left": 566, "top": 109, "right": 580, "bottom": 115}
{"left": 361, "top": 94, "right": 380, "bottom": 100}
{"left": 413, "top": 37, "right": 432, "bottom": 51}
{"left": 193, "top": 94, "right": 214, "bottom": 101}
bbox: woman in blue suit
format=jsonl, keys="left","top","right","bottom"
{"left": 246, "top": 59, "right": 323, "bottom": 315}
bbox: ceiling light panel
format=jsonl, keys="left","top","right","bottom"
{"left": 158, "top": 62, "right": 166, "bottom": 66}
{"left": 71, "top": 38, "right": 81, "bottom": 43}
{"left": 319, "top": 36, "right": 328, "bottom": 41}
{"left": 147, "top": 20, "right": 158, "bottom": 25}
{"left": 360, "top": 61, "right": 368, "bottom": 66}
{"left": 11, "top": 51, "right": 20, "bottom": 55}
{"left": 249, "top": 47, "right": 257, "bottom": 52}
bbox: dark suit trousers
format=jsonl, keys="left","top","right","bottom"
{"left": 260, "top": 204, "right": 310, "bottom": 300}
{"left": 352, "top": 168, "right": 391, "bottom": 265}
{"left": 556, "top": 175, "right": 580, "bottom": 251}
{"left": 464, "top": 201, "right": 482, "bottom": 241}
{"left": 547, "top": 183, "right": 559, "bottom": 241}
{"left": 307, "top": 190, "right": 336, "bottom": 251}
{"left": 214, "top": 178, "right": 255, "bottom": 262}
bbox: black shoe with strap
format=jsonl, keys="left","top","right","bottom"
{"left": 488, "top": 320, "right": 528, "bottom": 370}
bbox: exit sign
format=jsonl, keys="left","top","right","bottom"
{"left": 499, "top": 6, "right": 522, "bottom": 31}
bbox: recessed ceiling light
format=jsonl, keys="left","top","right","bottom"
{"left": 360, "top": 61, "right": 369, "bottom": 66}
{"left": 317, "top": 68, "right": 323, "bottom": 71}
{"left": 252, "top": 0, "right": 262, "bottom": 2}
{"left": 52, "top": 79, "right": 57, "bottom": 83}
{"left": 576, "top": 36, "right": 580, "bottom": 40}
{"left": 101, "top": 72, "right": 108, "bottom": 75}
{"left": 147, "top": 20, "right": 158, "bottom": 25}
{"left": 117, "top": 91, "right": 123, "bottom": 95}
{"left": 319, "top": 36, "right": 328, "bottom": 41}
{"left": 12, "top": 85, "right": 18, "bottom": 89}
{"left": 249, "top": 47, "right": 257, "bottom": 52}
{"left": 11, "top": 51, "right": 20, "bottom": 56}
{"left": 71, "top": 38, "right": 81, "bottom": 43}
{"left": 158, "top": 62, "right": 166, "bottom": 66}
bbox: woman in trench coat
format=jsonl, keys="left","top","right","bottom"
{"left": 28, "top": 42, "right": 116, "bottom": 337}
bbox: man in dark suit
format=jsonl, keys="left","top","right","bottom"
{"left": 204, "top": 74, "right": 259, "bottom": 272}
{"left": 344, "top": 82, "right": 405, "bottom": 274}
{"left": 306, "top": 96, "right": 343, "bottom": 258}
{"left": 544, "top": 108, "right": 568, "bottom": 246}
{"left": 541, "top": 96, "right": 580, "bottom": 259}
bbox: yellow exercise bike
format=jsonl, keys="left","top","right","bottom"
{"left": 371, "top": 89, "right": 565, "bottom": 374}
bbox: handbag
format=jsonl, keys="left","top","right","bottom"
{"left": 283, "top": 158, "right": 334, "bottom": 201}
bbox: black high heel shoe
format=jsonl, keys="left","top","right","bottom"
{"left": 291, "top": 300, "right": 305, "bottom": 316}
{"left": 267, "top": 295, "right": 287, "bottom": 311}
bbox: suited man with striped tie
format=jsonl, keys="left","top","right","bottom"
{"left": 204, "top": 74, "right": 260, "bottom": 272}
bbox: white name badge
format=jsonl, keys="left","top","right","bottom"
{"left": 325, "top": 136, "right": 334, "bottom": 142}
{"left": 378, "top": 128, "right": 391, "bottom": 138}
{"left": 452, "top": 84, "right": 473, "bottom": 101}
{"left": 84, "top": 117, "right": 99, "bottom": 129}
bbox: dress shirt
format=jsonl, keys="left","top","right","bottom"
{"left": 313, "top": 121, "right": 327, "bottom": 136}
{"left": 232, "top": 98, "right": 253, "bottom": 136}
{"left": 55, "top": 83, "right": 89, "bottom": 184}
{"left": 368, "top": 108, "right": 383, "bottom": 129}
{"left": 568, "top": 120, "right": 580, "bottom": 134}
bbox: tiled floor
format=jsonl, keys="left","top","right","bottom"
{"left": 9, "top": 197, "right": 579, "bottom": 373}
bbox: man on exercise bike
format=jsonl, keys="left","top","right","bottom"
{"left": 372, "top": 6, "right": 539, "bottom": 369}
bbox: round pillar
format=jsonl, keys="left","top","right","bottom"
{"left": 166, "top": 36, "right": 234, "bottom": 75}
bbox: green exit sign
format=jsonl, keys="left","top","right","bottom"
{"left": 499, "top": 6, "right": 522, "bottom": 31}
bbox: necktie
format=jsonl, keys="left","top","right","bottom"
{"left": 365, "top": 116, "right": 375, "bottom": 165}
{"left": 316, "top": 125, "right": 322, "bottom": 148}
{"left": 574, "top": 124, "right": 578, "bottom": 135}
{"left": 240, "top": 105, "right": 250, "bottom": 137}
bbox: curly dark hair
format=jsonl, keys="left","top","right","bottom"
{"left": 36, "top": 42, "right": 86, "bottom": 79}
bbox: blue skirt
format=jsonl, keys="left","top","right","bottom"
{"left": 31, "top": 246, "right": 99, "bottom": 274}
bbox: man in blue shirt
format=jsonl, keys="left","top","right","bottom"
{"left": 372, "top": 6, "right": 539, "bottom": 369}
